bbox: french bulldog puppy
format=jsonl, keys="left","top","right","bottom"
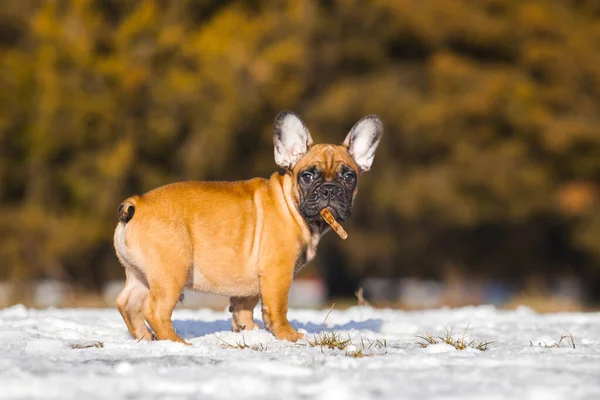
{"left": 114, "top": 111, "right": 383, "bottom": 344}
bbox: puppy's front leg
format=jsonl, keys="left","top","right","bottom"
{"left": 230, "top": 296, "right": 261, "bottom": 332}
{"left": 259, "top": 263, "right": 303, "bottom": 342}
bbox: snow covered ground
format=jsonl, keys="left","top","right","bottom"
{"left": 1, "top": 304, "right": 599, "bottom": 400}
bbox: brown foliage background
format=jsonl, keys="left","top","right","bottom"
{"left": 1, "top": 0, "right": 600, "bottom": 298}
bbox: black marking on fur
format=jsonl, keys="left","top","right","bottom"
{"left": 298, "top": 166, "right": 353, "bottom": 225}
{"left": 118, "top": 203, "right": 135, "bottom": 223}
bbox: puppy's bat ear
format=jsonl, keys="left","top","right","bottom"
{"left": 343, "top": 115, "right": 383, "bottom": 172}
{"left": 273, "top": 111, "right": 314, "bottom": 170}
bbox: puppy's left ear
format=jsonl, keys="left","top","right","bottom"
{"left": 273, "top": 111, "right": 314, "bottom": 170}
{"left": 343, "top": 115, "right": 383, "bottom": 172}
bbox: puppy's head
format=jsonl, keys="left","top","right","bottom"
{"left": 273, "top": 111, "right": 383, "bottom": 228}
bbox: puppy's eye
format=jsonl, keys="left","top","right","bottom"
{"left": 300, "top": 171, "right": 314, "bottom": 184}
{"left": 343, "top": 171, "right": 356, "bottom": 184}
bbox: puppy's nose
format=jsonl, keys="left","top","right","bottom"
{"left": 321, "top": 183, "right": 341, "bottom": 200}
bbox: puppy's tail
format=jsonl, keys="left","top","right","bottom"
{"left": 117, "top": 196, "right": 139, "bottom": 223}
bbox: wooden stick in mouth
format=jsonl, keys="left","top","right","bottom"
{"left": 320, "top": 209, "right": 348, "bottom": 240}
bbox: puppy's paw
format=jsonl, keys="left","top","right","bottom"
{"left": 245, "top": 322, "right": 262, "bottom": 331}
{"left": 172, "top": 338, "right": 192, "bottom": 346}
{"left": 273, "top": 326, "right": 305, "bottom": 342}
{"left": 232, "top": 321, "right": 262, "bottom": 332}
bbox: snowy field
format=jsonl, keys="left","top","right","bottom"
{"left": 1, "top": 305, "right": 599, "bottom": 400}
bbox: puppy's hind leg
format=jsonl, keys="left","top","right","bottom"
{"left": 116, "top": 268, "right": 154, "bottom": 341}
{"left": 143, "top": 257, "right": 190, "bottom": 345}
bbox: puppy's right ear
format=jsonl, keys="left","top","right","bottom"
{"left": 273, "top": 111, "right": 314, "bottom": 170}
{"left": 343, "top": 115, "right": 383, "bottom": 172}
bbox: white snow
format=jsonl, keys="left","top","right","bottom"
{"left": 1, "top": 304, "right": 599, "bottom": 400}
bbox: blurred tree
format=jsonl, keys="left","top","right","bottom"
{"left": 0, "top": 0, "right": 599, "bottom": 299}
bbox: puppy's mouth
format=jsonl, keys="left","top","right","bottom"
{"left": 319, "top": 208, "right": 348, "bottom": 239}
{"left": 299, "top": 201, "right": 351, "bottom": 224}
{"left": 321, "top": 205, "right": 341, "bottom": 220}
{"left": 298, "top": 181, "right": 352, "bottom": 226}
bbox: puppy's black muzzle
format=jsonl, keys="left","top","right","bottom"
{"left": 300, "top": 181, "right": 352, "bottom": 224}
{"left": 320, "top": 183, "right": 343, "bottom": 201}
